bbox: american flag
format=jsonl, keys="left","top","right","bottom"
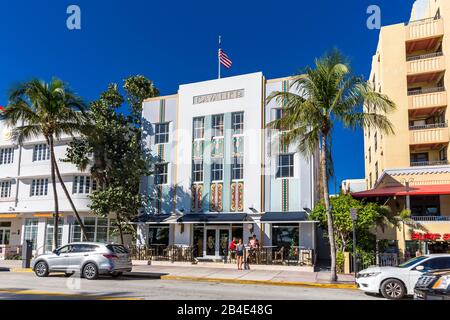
{"left": 218, "top": 48, "right": 232, "bottom": 69}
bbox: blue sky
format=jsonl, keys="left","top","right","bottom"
{"left": 0, "top": 0, "right": 414, "bottom": 193}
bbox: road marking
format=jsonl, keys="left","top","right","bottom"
{"left": 0, "top": 288, "right": 143, "bottom": 300}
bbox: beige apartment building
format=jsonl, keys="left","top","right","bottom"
{"left": 355, "top": 0, "right": 450, "bottom": 257}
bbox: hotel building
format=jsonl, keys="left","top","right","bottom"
{"left": 355, "top": 0, "right": 450, "bottom": 256}
{"left": 0, "top": 120, "right": 119, "bottom": 259}
{"left": 137, "top": 72, "right": 320, "bottom": 260}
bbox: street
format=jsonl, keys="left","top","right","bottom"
{"left": 0, "top": 272, "right": 381, "bottom": 300}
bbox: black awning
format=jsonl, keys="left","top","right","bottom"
{"left": 177, "top": 213, "right": 248, "bottom": 224}
{"left": 133, "top": 214, "right": 171, "bottom": 224}
{"left": 260, "top": 212, "right": 308, "bottom": 222}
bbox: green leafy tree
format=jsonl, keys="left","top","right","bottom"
{"left": 267, "top": 50, "right": 396, "bottom": 281}
{"left": 3, "top": 78, "right": 89, "bottom": 248}
{"left": 65, "top": 76, "right": 158, "bottom": 244}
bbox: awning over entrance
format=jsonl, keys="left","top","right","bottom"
{"left": 260, "top": 212, "right": 309, "bottom": 223}
{"left": 352, "top": 184, "right": 450, "bottom": 198}
{"left": 132, "top": 214, "right": 172, "bottom": 224}
{"left": 176, "top": 213, "right": 248, "bottom": 224}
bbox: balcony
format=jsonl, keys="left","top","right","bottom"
{"left": 407, "top": 53, "right": 445, "bottom": 83}
{"left": 411, "top": 216, "right": 450, "bottom": 222}
{"left": 408, "top": 87, "right": 446, "bottom": 116}
{"left": 406, "top": 18, "right": 444, "bottom": 43}
{"left": 410, "top": 160, "right": 449, "bottom": 167}
{"left": 409, "top": 123, "right": 449, "bottom": 146}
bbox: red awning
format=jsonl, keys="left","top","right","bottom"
{"left": 352, "top": 184, "right": 450, "bottom": 198}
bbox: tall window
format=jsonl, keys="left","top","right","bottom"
{"left": 33, "top": 144, "right": 50, "bottom": 162}
{"left": 155, "top": 123, "right": 169, "bottom": 144}
{"left": 155, "top": 163, "right": 168, "bottom": 185}
{"left": 375, "top": 162, "right": 379, "bottom": 181}
{"left": 72, "top": 176, "right": 91, "bottom": 194}
{"left": 232, "top": 157, "right": 243, "bottom": 180}
{"left": 30, "top": 178, "right": 48, "bottom": 196}
{"left": 0, "top": 147, "right": 14, "bottom": 165}
{"left": 369, "top": 173, "right": 373, "bottom": 189}
{"left": 275, "top": 108, "right": 284, "bottom": 120}
{"left": 24, "top": 218, "right": 39, "bottom": 250}
{"left": 45, "top": 218, "right": 63, "bottom": 253}
{"left": 0, "top": 180, "right": 12, "bottom": 198}
{"left": 212, "top": 114, "right": 224, "bottom": 138}
{"left": 374, "top": 132, "right": 378, "bottom": 152}
{"left": 192, "top": 160, "right": 203, "bottom": 183}
{"left": 193, "top": 117, "right": 205, "bottom": 140}
{"left": 368, "top": 147, "right": 371, "bottom": 163}
{"left": 277, "top": 154, "right": 294, "bottom": 178}
{"left": 211, "top": 159, "right": 223, "bottom": 181}
{"left": 232, "top": 112, "right": 244, "bottom": 135}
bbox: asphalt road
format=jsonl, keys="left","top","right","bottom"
{"left": 0, "top": 272, "right": 382, "bottom": 300}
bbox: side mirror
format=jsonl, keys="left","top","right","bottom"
{"left": 415, "top": 265, "right": 425, "bottom": 271}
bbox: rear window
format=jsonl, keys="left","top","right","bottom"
{"left": 107, "top": 245, "right": 129, "bottom": 254}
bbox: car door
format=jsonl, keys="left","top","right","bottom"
{"left": 47, "top": 245, "right": 72, "bottom": 271}
{"left": 68, "top": 244, "right": 96, "bottom": 272}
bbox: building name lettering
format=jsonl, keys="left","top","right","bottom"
{"left": 193, "top": 89, "right": 245, "bottom": 105}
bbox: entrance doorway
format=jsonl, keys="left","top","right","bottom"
{"left": 205, "top": 227, "right": 230, "bottom": 258}
{"left": 0, "top": 222, "right": 11, "bottom": 245}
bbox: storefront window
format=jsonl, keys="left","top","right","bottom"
{"left": 271, "top": 224, "right": 299, "bottom": 250}
{"left": 70, "top": 217, "right": 115, "bottom": 243}
{"left": 193, "top": 226, "right": 204, "bottom": 258}
{"left": 24, "top": 218, "right": 39, "bottom": 250}
{"left": 148, "top": 226, "right": 169, "bottom": 245}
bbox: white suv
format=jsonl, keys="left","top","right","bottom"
{"left": 356, "top": 254, "right": 450, "bottom": 299}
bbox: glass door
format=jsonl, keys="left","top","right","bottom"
{"left": 0, "top": 228, "right": 11, "bottom": 245}
{"left": 205, "top": 229, "right": 216, "bottom": 256}
{"left": 218, "top": 229, "right": 229, "bottom": 257}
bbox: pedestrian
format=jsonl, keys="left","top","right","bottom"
{"left": 229, "top": 237, "right": 237, "bottom": 262}
{"left": 236, "top": 239, "right": 245, "bottom": 270}
{"left": 415, "top": 249, "right": 423, "bottom": 257}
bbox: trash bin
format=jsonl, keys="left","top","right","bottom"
{"left": 22, "top": 240, "right": 33, "bottom": 269}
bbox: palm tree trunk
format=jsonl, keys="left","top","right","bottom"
{"left": 321, "top": 134, "right": 337, "bottom": 282}
{"left": 48, "top": 137, "right": 59, "bottom": 251}
{"left": 51, "top": 152, "right": 89, "bottom": 241}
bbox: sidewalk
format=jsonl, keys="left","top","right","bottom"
{"left": 0, "top": 260, "right": 356, "bottom": 289}
{"left": 131, "top": 264, "right": 356, "bottom": 289}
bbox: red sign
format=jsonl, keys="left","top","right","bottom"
{"left": 411, "top": 232, "right": 450, "bottom": 241}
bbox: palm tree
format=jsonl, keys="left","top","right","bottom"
{"left": 3, "top": 78, "right": 89, "bottom": 249}
{"left": 267, "top": 50, "right": 396, "bottom": 282}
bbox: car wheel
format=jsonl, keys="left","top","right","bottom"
{"left": 111, "top": 272, "right": 123, "bottom": 278}
{"left": 34, "top": 261, "right": 49, "bottom": 277}
{"left": 381, "top": 279, "right": 406, "bottom": 300}
{"left": 82, "top": 263, "right": 99, "bottom": 280}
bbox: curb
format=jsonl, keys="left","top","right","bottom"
{"left": 160, "top": 275, "right": 357, "bottom": 290}
{"left": 10, "top": 268, "right": 33, "bottom": 273}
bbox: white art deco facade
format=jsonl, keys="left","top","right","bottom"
{"left": 137, "top": 72, "right": 321, "bottom": 260}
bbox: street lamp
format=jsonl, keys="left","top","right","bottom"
{"left": 350, "top": 208, "right": 358, "bottom": 280}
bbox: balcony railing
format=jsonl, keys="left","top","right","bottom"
{"left": 407, "top": 54, "right": 445, "bottom": 75}
{"left": 409, "top": 122, "right": 448, "bottom": 130}
{"left": 408, "top": 86, "right": 445, "bottom": 96}
{"left": 407, "top": 51, "right": 443, "bottom": 62}
{"left": 409, "top": 125, "right": 449, "bottom": 145}
{"left": 406, "top": 17, "right": 444, "bottom": 41}
{"left": 411, "top": 216, "right": 450, "bottom": 222}
{"left": 410, "top": 160, "right": 449, "bottom": 167}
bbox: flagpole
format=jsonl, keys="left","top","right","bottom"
{"left": 218, "top": 35, "right": 221, "bottom": 79}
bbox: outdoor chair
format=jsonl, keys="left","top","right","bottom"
{"left": 274, "top": 247, "right": 284, "bottom": 264}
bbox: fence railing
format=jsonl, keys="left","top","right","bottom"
{"left": 351, "top": 253, "right": 402, "bottom": 273}
{"left": 408, "top": 86, "right": 445, "bottom": 96}
{"left": 129, "top": 245, "right": 195, "bottom": 263}
{"left": 409, "top": 122, "right": 448, "bottom": 130}
{"left": 411, "top": 216, "right": 450, "bottom": 222}
{"left": 129, "top": 245, "right": 315, "bottom": 266}
{"left": 406, "top": 51, "right": 443, "bottom": 62}
{"left": 410, "top": 160, "right": 449, "bottom": 167}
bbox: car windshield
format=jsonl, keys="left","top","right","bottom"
{"left": 398, "top": 256, "right": 428, "bottom": 268}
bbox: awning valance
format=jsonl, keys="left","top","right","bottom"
{"left": 177, "top": 213, "right": 249, "bottom": 224}
{"left": 132, "top": 214, "right": 172, "bottom": 224}
{"left": 260, "top": 212, "right": 309, "bottom": 223}
{"left": 352, "top": 184, "right": 450, "bottom": 198}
